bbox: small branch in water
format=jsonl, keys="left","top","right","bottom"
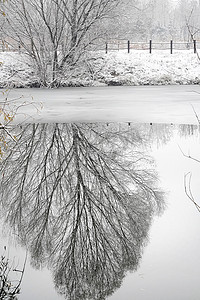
{"left": 184, "top": 172, "right": 200, "bottom": 212}
{"left": 191, "top": 104, "right": 200, "bottom": 125}
{"left": 178, "top": 145, "right": 200, "bottom": 163}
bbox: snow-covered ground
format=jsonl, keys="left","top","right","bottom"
{"left": 0, "top": 49, "right": 200, "bottom": 87}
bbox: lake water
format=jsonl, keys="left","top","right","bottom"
{"left": 2, "top": 85, "right": 200, "bottom": 124}
{"left": 0, "top": 122, "right": 200, "bottom": 300}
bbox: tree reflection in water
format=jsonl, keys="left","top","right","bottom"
{"left": 0, "top": 123, "right": 164, "bottom": 300}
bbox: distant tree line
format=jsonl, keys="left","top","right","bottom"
{"left": 103, "top": 0, "right": 200, "bottom": 42}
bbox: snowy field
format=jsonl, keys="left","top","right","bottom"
{"left": 0, "top": 49, "right": 200, "bottom": 87}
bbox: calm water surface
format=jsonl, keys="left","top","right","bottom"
{"left": 0, "top": 123, "right": 200, "bottom": 300}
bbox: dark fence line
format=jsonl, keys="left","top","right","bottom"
{"left": 105, "top": 40, "right": 198, "bottom": 54}
{"left": 0, "top": 40, "right": 198, "bottom": 54}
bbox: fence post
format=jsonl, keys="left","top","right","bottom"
{"left": 194, "top": 40, "right": 197, "bottom": 53}
{"left": 128, "top": 40, "right": 130, "bottom": 53}
{"left": 170, "top": 40, "right": 173, "bottom": 54}
{"left": 105, "top": 42, "right": 108, "bottom": 54}
{"left": 149, "top": 40, "right": 152, "bottom": 53}
{"left": 18, "top": 44, "right": 21, "bottom": 54}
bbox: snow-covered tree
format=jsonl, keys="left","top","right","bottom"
{"left": 3, "top": 0, "right": 118, "bottom": 86}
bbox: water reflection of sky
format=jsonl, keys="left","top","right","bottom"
{"left": 1, "top": 123, "right": 200, "bottom": 300}
{"left": 109, "top": 130, "right": 200, "bottom": 300}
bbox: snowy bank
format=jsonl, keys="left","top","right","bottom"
{"left": 0, "top": 50, "right": 200, "bottom": 88}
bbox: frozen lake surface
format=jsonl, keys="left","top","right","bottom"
{"left": 4, "top": 85, "right": 200, "bottom": 124}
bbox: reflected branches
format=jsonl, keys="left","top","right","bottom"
{"left": 0, "top": 247, "right": 26, "bottom": 299}
{"left": 0, "top": 123, "right": 164, "bottom": 299}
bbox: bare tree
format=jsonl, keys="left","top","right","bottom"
{"left": 2, "top": 0, "right": 118, "bottom": 86}
{"left": 0, "top": 123, "right": 164, "bottom": 299}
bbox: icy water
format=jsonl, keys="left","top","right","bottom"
{"left": 2, "top": 85, "right": 200, "bottom": 124}
{"left": 0, "top": 123, "right": 200, "bottom": 300}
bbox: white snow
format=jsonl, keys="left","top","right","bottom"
{"left": 0, "top": 49, "right": 200, "bottom": 87}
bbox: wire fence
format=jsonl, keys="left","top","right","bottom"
{"left": 104, "top": 40, "right": 199, "bottom": 54}
{"left": 0, "top": 39, "right": 199, "bottom": 54}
